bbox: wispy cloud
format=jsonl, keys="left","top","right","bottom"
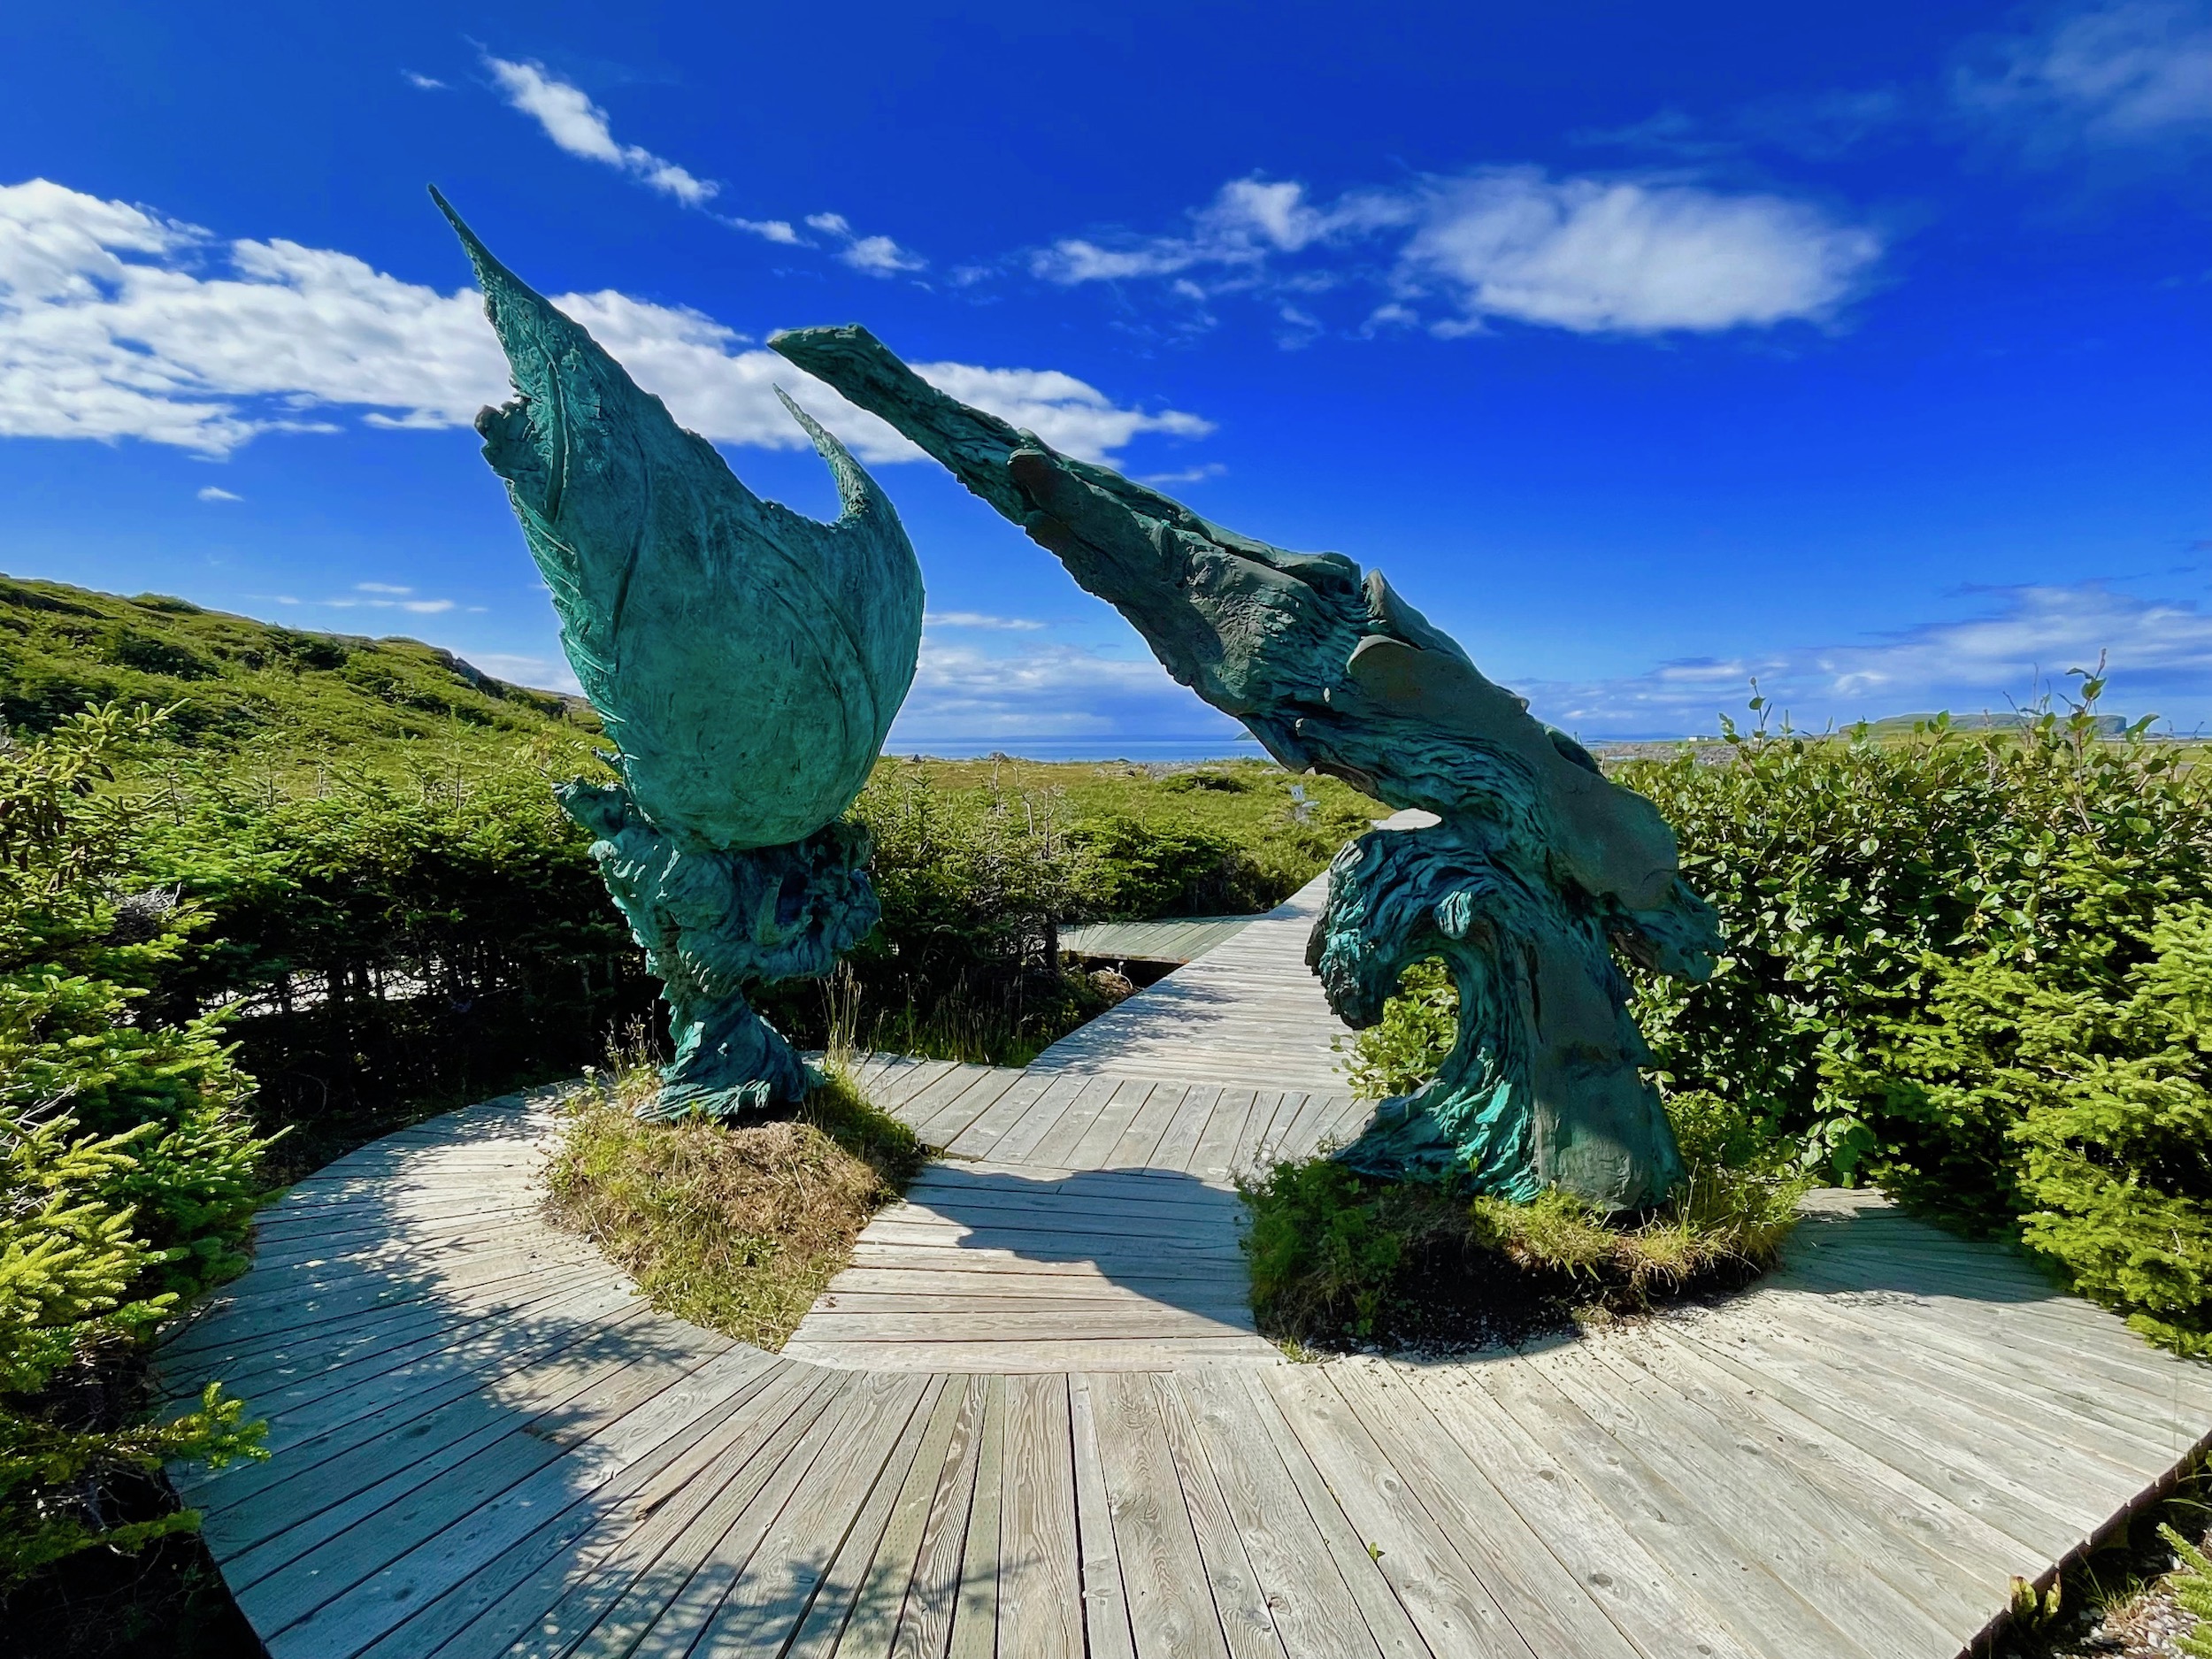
{"left": 1137, "top": 463, "right": 1226, "bottom": 486}
{"left": 804, "top": 211, "right": 926, "bottom": 276}
{"left": 1956, "top": 0, "right": 2212, "bottom": 151}
{"left": 0, "top": 179, "right": 1211, "bottom": 469}
{"left": 925, "top": 611, "right": 1048, "bottom": 631}
{"left": 1517, "top": 582, "right": 2212, "bottom": 735}
{"left": 269, "top": 583, "right": 460, "bottom": 615}
{"left": 402, "top": 70, "right": 448, "bottom": 92}
{"left": 482, "top": 56, "right": 717, "bottom": 206}
{"left": 889, "top": 637, "right": 1235, "bottom": 745}
{"left": 195, "top": 485, "right": 241, "bottom": 502}
{"left": 1031, "top": 168, "right": 1881, "bottom": 339}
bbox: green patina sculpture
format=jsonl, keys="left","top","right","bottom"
{"left": 772, "top": 326, "right": 1723, "bottom": 1209}
{"left": 434, "top": 196, "right": 924, "bottom": 1118}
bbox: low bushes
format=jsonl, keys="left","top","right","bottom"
{"left": 1345, "top": 687, "right": 2212, "bottom": 1356}
{"left": 541, "top": 1064, "right": 923, "bottom": 1348}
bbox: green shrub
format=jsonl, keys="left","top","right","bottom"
{"left": 0, "top": 706, "right": 269, "bottom": 1584}
{"left": 1617, "top": 688, "right": 2212, "bottom": 1184}
{"left": 1339, "top": 957, "right": 1456, "bottom": 1102}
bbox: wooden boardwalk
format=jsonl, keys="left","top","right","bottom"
{"left": 162, "top": 872, "right": 2212, "bottom": 1659}
{"left": 1060, "top": 914, "right": 1263, "bottom": 966}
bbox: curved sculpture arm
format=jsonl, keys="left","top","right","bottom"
{"left": 776, "top": 323, "right": 1723, "bottom": 1208}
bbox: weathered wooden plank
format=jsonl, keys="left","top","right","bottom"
{"left": 1107, "top": 1084, "right": 1191, "bottom": 1171}
{"left": 1089, "top": 1370, "right": 1233, "bottom": 1659}
{"left": 916, "top": 1069, "right": 1029, "bottom": 1149}
{"left": 1069, "top": 1376, "right": 1139, "bottom": 1659}
{"left": 997, "top": 1373, "right": 1082, "bottom": 1659}
{"left": 373, "top": 1360, "right": 818, "bottom": 1659}
{"left": 787, "top": 1337, "right": 1280, "bottom": 1374}
{"left": 576, "top": 1369, "right": 861, "bottom": 1655}
{"left": 1170, "top": 1369, "right": 1388, "bottom": 1659}
{"left": 886, "top": 1371, "right": 987, "bottom": 1659}
{"left": 947, "top": 1375, "right": 1005, "bottom": 1659}
{"left": 827, "top": 1374, "right": 974, "bottom": 1658}
{"left": 942, "top": 1071, "right": 1061, "bottom": 1162}
{"left": 1529, "top": 1341, "right": 1978, "bottom": 1648}
{"left": 1260, "top": 1365, "right": 1534, "bottom": 1659}
{"left": 1383, "top": 1365, "right": 1760, "bottom": 1659}
{"left": 774, "top": 1375, "right": 951, "bottom": 1659}
{"left": 264, "top": 1345, "right": 790, "bottom": 1658}
{"left": 1471, "top": 1352, "right": 1876, "bottom": 1659}
{"left": 1225, "top": 1369, "right": 1431, "bottom": 1659}
{"left": 1326, "top": 1363, "right": 1644, "bottom": 1659}
{"left": 1149, "top": 1375, "right": 1284, "bottom": 1659}
{"left": 1148, "top": 1084, "right": 1225, "bottom": 1174}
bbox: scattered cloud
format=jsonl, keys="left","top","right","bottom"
{"left": 1402, "top": 169, "right": 1880, "bottom": 334}
{"left": 269, "top": 585, "right": 459, "bottom": 615}
{"left": 727, "top": 217, "right": 801, "bottom": 245}
{"left": 804, "top": 211, "right": 926, "bottom": 276}
{"left": 889, "top": 637, "right": 1235, "bottom": 746}
{"left": 483, "top": 56, "right": 717, "bottom": 206}
{"left": 1136, "top": 463, "right": 1226, "bottom": 486}
{"left": 925, "top": 611, "right": 1048, "bottom": 631}
{"left": 195, "top": 485, "right": 241, "bottom": 502}
{"left": 1518, "top": 582, "right": 2212, "bottom": 735}
{"left": 402, "top": 71, "right": 448, "bottom": 92}
{"left": 1956, "top": 0, "right": 2212, "bottom": 150}
{"left": 1577, "top": 88, "right": 1913, "bottom": 164}
{"left": 0, "top": 179, "right": 1210, "bottom": 469}
{"left": 1032, "top": 168, "right": 1880, "bottom": 337}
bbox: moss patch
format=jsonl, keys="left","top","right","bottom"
{"left": 541, "top": 1068, "right": 923, "bottom": 1349}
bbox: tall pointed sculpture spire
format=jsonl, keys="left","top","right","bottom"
{"left": 437, "top": 196, "right": 925, "bottom": 1115}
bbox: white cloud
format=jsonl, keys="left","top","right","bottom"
{"left": 889, "top": 637, "right": 1233, "bottom": 743}
{"left": 196, "top": 485, "right": 241, "bottom": 502}
{"left": 900, "top": 362, "right": 1211, "bottom": 461}
{"left": 403, "top": 71, "right": 448, "bottom": 91}
{"left": 1958, "top": 1, "right": 2212, "bottom": 146}
{"left": 1137, "top": 463, "right": 1225, "bottom": 486}
{"left": 728, "top": 217, "right": 800, "bottom": 245}
{"left": 1401, "top": 169, "right": 1880, "bottom": 334}
{"left": 804, "top": 211, "right": 926, "bottom": 276}
{"left": 355, "top": 581, "right": 411, "bottom": 593}
{"left": 0, "top": 179, "right": 1210, "bottom": 469}
{"left": 1033, "top": 168, "right": 1880, "bottom": 337}
{"left": 483, "top": 57, "right": 717, "bottom": 206}
{"left": 1033, "top": 177, "right": 1408, "bottom": 283}
{"left": 925, "top": 611, "right": 1048, "bottom": 631}
{"left": 1518, "top": 582, "right": 2212, "bottom": 735}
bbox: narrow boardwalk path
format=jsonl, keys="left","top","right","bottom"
{"left": 164, "top": 860, "right": 2212, "bottom": 1659}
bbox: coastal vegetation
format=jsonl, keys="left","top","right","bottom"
{"left": 6, "top": 574, "right": 2210, "bottom": 1645}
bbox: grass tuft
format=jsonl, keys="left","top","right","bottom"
{"left": 1240, "top": 1092, "right": 1811, "bottom": 1351}
{"left": 541, "top": 1063, "right": 923, "bottom": 1349}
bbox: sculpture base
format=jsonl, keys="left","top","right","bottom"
{"left": 1310, "top": 821, "right": 1686, "bottom": 1212}
{"left": 557, "top": 781, "right": 879, "bottom": 1125}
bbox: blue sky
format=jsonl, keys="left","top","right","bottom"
{"left": 3, "top": 0, "right": 2210, "bottom": 748}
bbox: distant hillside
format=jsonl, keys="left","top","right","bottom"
{"left": 0, "top": 574, "right": 596, "bottom": 757}
{"left": 1861, "top": 710, "right": 2129, "bottom": 735}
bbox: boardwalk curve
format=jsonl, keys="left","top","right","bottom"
{"left": 164, "top": 872, "right": 2212, "bottom": 1659}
